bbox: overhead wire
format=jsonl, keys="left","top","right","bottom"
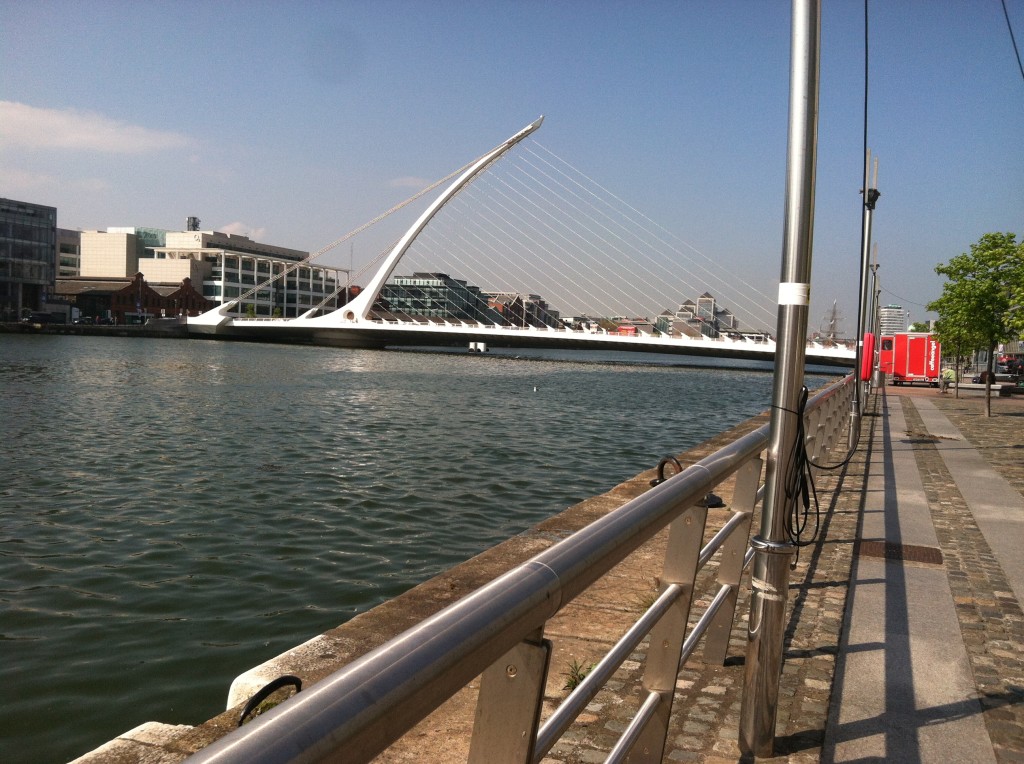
{"left": 1003, "top": 0, "right": 1024, "bottom": 85}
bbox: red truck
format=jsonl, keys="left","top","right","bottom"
{"left": 878, "top": 332, "right": 941, "bottom": 386}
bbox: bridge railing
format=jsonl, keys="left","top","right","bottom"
{"left": 354, "top": 314, "right": 856, "bottom": 349}
{"left": 189, "top": 375, "right": 856, "bottom": 764}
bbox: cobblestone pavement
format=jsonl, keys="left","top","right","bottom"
{"left": 901, "top": 393, "right": 1024, "bottom": 763}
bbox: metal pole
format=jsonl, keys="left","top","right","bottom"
{"left": 871, "top": 261, "right": 885, "bottom": 388}
{"left": 848, "top": 163, "right": 880, "bottom": 449}
{"left": 739, "top": 0, "right": 820, "bottom": 757}
{"left": 867, "top": 245, "right": 878, "bottom": 348}
{"left": 861, "top": 160, "right": 880, "bottom": 397}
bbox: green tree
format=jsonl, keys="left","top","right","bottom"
{"left": 931, "top": 316, "right": 983, "bottom": 399}
{"left": 927, "top": 232, "right": 1024, "bottom": 416}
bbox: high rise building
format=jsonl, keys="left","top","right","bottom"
{"left": 879, "top": 304, "right": 908, "bottom": 335}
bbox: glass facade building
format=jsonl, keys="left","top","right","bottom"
{"left": 57, "top": 229, "right": 82, "bottom": 278}
{"left": 378, "top": 272, "right": 502, "bottom": 323}
{"left": 0, "top": 198, "right": 57, "bottom": 320}
{"left": 153, "top": 231, "right": 345, "bottom": 318}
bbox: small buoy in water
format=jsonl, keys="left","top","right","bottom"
{"left": 533, "top": 385, "right": 537, "bottom": 392}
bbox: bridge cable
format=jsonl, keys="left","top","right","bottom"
{"left": 528, "top": 142, "right": 779, "bottom": 330}
{"left": 403, "top": 146, "right": 778, "bottom": 332}
{"left": 501, "top": 155, "right": 708, "bottom": 320}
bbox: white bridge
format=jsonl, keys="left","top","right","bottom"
{"left": 188, "top": 117, "right": 854, "bottom": 368}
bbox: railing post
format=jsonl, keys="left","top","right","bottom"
{"left": 468, "top": 628, "right": 551, "bottom": 764}
{"left": 803, "top": 407, "right": 823, "bottom": 463}
{"left": 628, "top": 504, "right": 707, "bottom": 763}
{"left": 704, "top": 458, "right": 763, "bottom": 664}
{"left": 827, "top": 389, "right": 846, "bottom": 450}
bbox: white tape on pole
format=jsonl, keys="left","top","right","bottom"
{"left": 778, "top": 282, "right": 810, "bottom": 306}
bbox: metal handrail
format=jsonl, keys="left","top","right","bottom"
{"left": 189, "top": 375, "right": 855, "bottom": 764}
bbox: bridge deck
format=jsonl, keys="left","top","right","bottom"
{"left": 186, "top": 316, "right": 856, "bottom": 367}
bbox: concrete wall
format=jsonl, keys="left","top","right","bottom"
{"left": 80, "top": 231, "right": 137, "bottom": 278}
{"left": 137, "top": 257, "right": 209, "bottom": 284}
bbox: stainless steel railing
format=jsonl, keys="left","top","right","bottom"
{"left": 189, "top": 374, "right": 855, "bottom": 764}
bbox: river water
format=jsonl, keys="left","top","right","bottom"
{"left": 0, "top": 334, "right": 833, "bottom": 762}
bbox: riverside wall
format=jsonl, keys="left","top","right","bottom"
{"left": 1, "top": 320, "right": 189, "bottom": 339}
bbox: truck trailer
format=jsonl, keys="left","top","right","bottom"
{"left": 878, "top": 332, "right": 941, "bottom": 386}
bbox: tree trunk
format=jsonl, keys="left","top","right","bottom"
{"left": 985, "top": 345, "right": 995, "bottom": 417}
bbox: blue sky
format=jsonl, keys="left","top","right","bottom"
{"left": 2, "top": 1, "right": 1021, "bottom": 330}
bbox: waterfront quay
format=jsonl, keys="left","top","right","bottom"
{"left": 76, "top": 385, "right": 1024, "bottom": 763}
{"left": 0, "top": 319, "right": 188, "bottom": 339}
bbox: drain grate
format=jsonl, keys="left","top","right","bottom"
{"left": 857, "top": 540, "right": 944, "bottom": 565}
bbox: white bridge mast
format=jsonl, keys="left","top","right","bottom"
{"left": 300, "top": 116, "right": 544, "bottom": 327}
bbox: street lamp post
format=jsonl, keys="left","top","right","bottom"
{"left": 739, "top": 0, "right": 820, "bottom": 756}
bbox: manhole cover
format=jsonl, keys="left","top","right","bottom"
{"left": 857, "top": 540, "right": 943, "bottom": 565}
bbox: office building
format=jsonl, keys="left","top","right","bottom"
{"left": 378, "top": 272, "right": 504, "bottom": 324}
{"left": 57, "top": 229, "right": 82, "bottom": 278}
{"left": 79, "top": 227, "right": 346, "bottom": 318}
{"left": 879, "top": 304, "right": 908, "bottom": 335}
{"left": 0, "top": 198, "right": 56, "bottom": 320}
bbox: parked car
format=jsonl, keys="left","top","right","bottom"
{"left": 972, "top": 368, "right": 1018, "bottom": 384}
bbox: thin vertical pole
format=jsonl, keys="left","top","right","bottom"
{"left": 855, "top": 155, "right": 880, "bottom": 415}
{"left": 739, "top": 0, "right": 820, "bottom": 757}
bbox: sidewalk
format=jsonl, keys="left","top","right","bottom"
{"left": 823, "top": 387, "right": 1024, "bottom": 763}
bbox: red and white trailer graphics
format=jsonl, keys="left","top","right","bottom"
{"left": 878, "top": 332, "right": 941, "bottom": 386}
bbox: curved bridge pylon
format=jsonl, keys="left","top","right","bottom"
{"left": 303, "top": 116, "right": 544, "bottom": 327}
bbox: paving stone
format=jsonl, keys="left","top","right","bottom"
{"left": 901, "top": 395, "right": 1024, "bottom": 763}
